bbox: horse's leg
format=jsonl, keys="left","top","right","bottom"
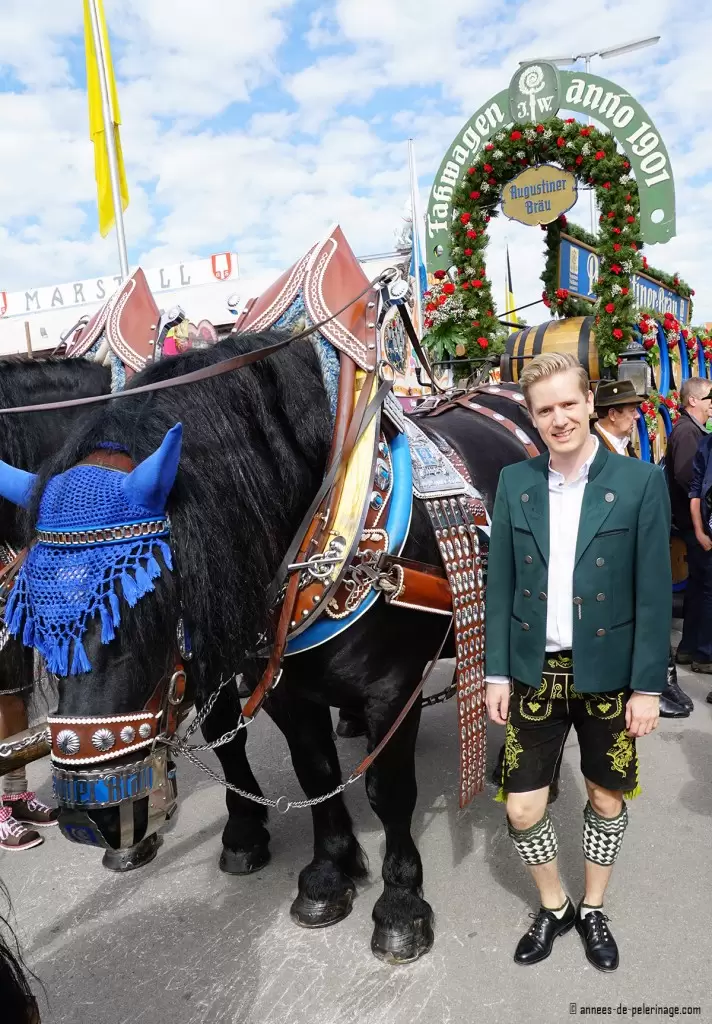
{"left": 199, "top": 684, "right": 271, "bottom": 875}
{"left": 364, "top": 683, "right": 434, "bottom": 964}
{"left": 335, "top": 707, "right": 367, "bottom": 738}
{"left": 266, "top": 691, "right": 367, "bottom": 928}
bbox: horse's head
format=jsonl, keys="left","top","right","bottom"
{"left": 0, "top": 424, "right": 188, "bottom": 863}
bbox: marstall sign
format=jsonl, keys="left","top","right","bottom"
{"left": 502, "top": 165, "right": 577, "bottom": 226}
{"left": 559, "top": 233, "right": 691, "bottom": 323}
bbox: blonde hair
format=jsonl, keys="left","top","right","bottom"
{"left": 519, "top": 352, "right": 589, "bottom": 408}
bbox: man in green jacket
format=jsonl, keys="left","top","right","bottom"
{"left": 485, "top": 352, "right": 671, "bottom": 973}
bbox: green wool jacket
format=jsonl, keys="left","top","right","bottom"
{"left": 484, "top": 443, "right": 672, "bottom": 694}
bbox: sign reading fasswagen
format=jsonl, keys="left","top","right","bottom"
{"left": 558, "top": 233, "right": 690, "bottom": 323}
{"left": 502, "top": 165, "right": 577, "bottom": 226}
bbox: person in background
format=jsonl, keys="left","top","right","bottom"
{"left": 485, "top": 353, "right": 670, "bottom": 972}
{"left": 592, "top": 380, "right": 692, "bottom": 718}
{"left": 666, "top": 378, "right": 712, "bottom": 674}
{"left": 687, "top": 428, "right": 712, "bottom": 706}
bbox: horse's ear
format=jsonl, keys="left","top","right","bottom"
{"left": 122, "top": 424, "right": 183, "bottom": 514}
{"left": 0, "top": 462, "right": 38, "bottom": 509}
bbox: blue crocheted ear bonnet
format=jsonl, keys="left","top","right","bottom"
{"left": 2, "top": 425, "right": 182, "bottom": 676}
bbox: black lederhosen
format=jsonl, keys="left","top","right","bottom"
{"left": 499, "top": 652, "right": 640, "bottom": 797}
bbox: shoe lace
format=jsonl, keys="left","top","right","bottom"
{"left": 586, "top": 910, "right": 611, "bottom": 942}
{"left": 0, "top": 807, "right": 27, "bottom": 840}
{"left": 527, "top": 909, "right": 554, "bottom": 940}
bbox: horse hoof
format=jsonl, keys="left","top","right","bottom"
{"left": 290, "top": 888, "right": 355, "bottom": 928}
{"left": 335, "top": 717, "right": 366, "bottom": 739}
{"left": 371, "top": 916, "right": 434, "bottom": 965}
{"left": 220, "top": 845, "right": 271, "bottom": 875}
{"left": 102, "top": 834, "right": 161, "bottom": 873}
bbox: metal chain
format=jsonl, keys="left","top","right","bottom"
{"left": 421, "top": 679, "right": 457, "bottom": 708}
{"left": 172, "top": 740, "right": 352, "bottom": 813}
{"left": 0, "top": 726, "right": 50, "bottom": 760}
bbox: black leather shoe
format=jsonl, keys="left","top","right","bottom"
{"left": 514, "top": 900, "right": 575, "bottom": 965}
{"left": 706, "top": 691, "right": 712, "bottom": 705}
{"left": 662, "top": 679, "right": 694, "bottom": 713}
{"left": 659, "top": 694, "right": 689, "bottom": 718}
{"left": 575, "top": 905, "right": 619, "bottom": 972}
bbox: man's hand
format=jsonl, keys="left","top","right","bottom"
{"left": 625, "top": 693, "right": 660, "bottom": 738}
{"left": 695, "top": 531, "right": 712, "bottom": 553}
{"left": 486, "top": 682, "right": 510, "bottom": 725}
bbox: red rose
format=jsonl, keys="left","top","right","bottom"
{"left": 623, "top": 161, "right": 630, "bottom": 169}
{"left": 565, "top": 118, "right": 575, "bottom": 123}
{"left": 487, "top": 310, "right": 493, "bottom": 316}
{"left": 605, "top": 303, "right": 615, "bottom": 313}
{"left": 613, "top": 328, "right": 623, "bottom": 340}
{"left": 602, "top": 182, "right": 611, "bottom": 189}
{"left": 470, "top": 191, "right": 481, "bottom": 199}
{"left": 483, "top": 163, "right": 493, "bottom": 172}
{"left": 485, "top": 143, "right": 494, "bottom": 151}
{"left": 433, "top": 270, "right": 446, "bottom": 280}
{"left": 510, "top": 130, "right": 522, "bottom": 140}
{"left": 438, "top": 295, "right": 447, "bottom": 306}
{"left": 580, "top": 127, "right": 591, "bottom": 136}
{"left": 595, "top": 151, "right": 606, "bottom": 160}
{"left": 542, "top": 296, "right": 552, "bottom": 308}
{"left": 467, "top": 167, "right": 476, "bottom": 175}
{"left": 575, "top": 155, "right": 584, "bottom": 165}
{"left": 557, "top": 137, "right": 565, "bottom": 147}
{"left": 442, "top": 282, "right": 455, "bottom": 295}
{"left": 556, "top": 288, "right": 569, "bottom": 299}
{"left": 472, "top": 279, "right": 483, "bottom": 289}
{"left": 488, "top": 177, "right": 496, "bottom": 185}
{"left": 613, "top": 243, "right": 621, "bottom": 251}
{"left": 485, "top": 215, "right": 491, "bottom": 222}
{"left": 611, "top": 264, "right": 622, "bottom": 274}
{"left": 642, "top": 256, "right": 648, "bottom": 268}
{"left": 460, "top": 212, "right": 471, "bottom": 225}
{"left": 477, "top": 337, "right": 489, "bottom": 349}
{"left": 612, "top": 227, "right": 621, "bottom": 234}
{"left": 643, "top": 339, "right": 655, "bottom": 350}
{"left": 467, "top": 230, "right": 476, "bottom": 238}
{"left": 559, "top": 214, "right": 567, "bottom": 225}
{"left": 536, "top": 124, "right": 545, "bottom": 133}
{"left": 620, "top": 287, "right": 629, "bottom": 295}
{"left": 627, "top": 216, "right": 635, "bottom": 223}
{"left": 461, "top": 281, "right": 470, "bottom": 289}
{"left": 607, "top": 211, "right": 615, "bottom": 219}
{"left": 425, "top": 302, "right": 436, "bottom": 312}
{"left": 625, "top": 194, "right": 631, "bottom": 201}
{"left": 464, "top": 248, "right": 473, "bottom": 256}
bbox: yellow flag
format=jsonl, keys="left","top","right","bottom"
{"left": 504, "top": 245, "right": 518, "bottom": 335}
{"left": 83, "top": 0, "right": 129, "bottom": 237}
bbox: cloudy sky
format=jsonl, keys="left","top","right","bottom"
{"left": 0, "top": 0, "right": 709, "bottom": 323}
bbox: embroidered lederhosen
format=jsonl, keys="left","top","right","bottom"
{"left": 498, "top": 652, "right": 640, "bottom": 800}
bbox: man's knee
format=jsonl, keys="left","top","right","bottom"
{"left": 506, "top": 788, "right": 550, "bottom": 830}
{"left": 585, "top": 780, "right": 623, "bottom": 819}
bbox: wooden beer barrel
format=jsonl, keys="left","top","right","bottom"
{"left": 501, "top": 316, "right": 601, "bottom": 383}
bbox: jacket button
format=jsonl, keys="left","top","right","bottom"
{"left": 524, "top": 555, "right": 533, "bottom": 564}
{"left": 596, "top": 557, "right": 605, "bottom": 567}
{"left": 596, "top": 628, "right": 606, "bottom": 636}
{"left": 573, "top": 596, "right": 582, "bottom": 606}
{"left": 523, "top": 589, "right": 531, "bottom": 598}
{"left": 521, "top": 622, "right": 530, "bottom": 631}
{"left": 521, "top": 493, "right": 529, "bottom": 503}
{"left": 596, "top": 593, "right": 605, "bottom": 602}
{"left": 605, "top": 492, "right": 615, "bottom": 503}
{"left": 539, "top": 592, "right": 547, "bottom": 601}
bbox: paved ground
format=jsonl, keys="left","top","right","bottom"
{"left": 3, "top": 630, "right": 711, "bottom": 1024}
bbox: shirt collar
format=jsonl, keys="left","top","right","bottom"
{"left": 597, "top": 423, "right": 630, "bottom": 455}
{"left": 548, "top": 435, "right": 599, "bottom": 486}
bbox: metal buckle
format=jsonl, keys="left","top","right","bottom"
{"left": 167, "top": 669, "right": 187, "bottom": 707}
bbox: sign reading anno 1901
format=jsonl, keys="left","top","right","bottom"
{"left": 501, "top": 165, "right": 577, "bottom": 227}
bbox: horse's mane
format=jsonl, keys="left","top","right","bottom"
{"left": 0, "top": 880, "right": 40, "bottom": 1022}
{"left": 0, "top": 357, "right": 110, "bottom": 544}
{"left": 29, "top": 333, "right": 332, "bottom": 685}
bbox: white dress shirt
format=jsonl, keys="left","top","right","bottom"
{"left": 486, "top": 437, "right": 657, "bottom": 694}
{"left": 597, "top": 423, "right": 631, "bottom": 457}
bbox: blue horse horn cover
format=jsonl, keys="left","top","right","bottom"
{"left": 2, "top": 424, "right": 183, "bottom": 676}
{"left": 0, "top": 462, "right": 38, "bottom": 510}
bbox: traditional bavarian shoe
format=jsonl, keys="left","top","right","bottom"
{"left": 3, "top": 792, "right": 60, "bottom": 828}
{"left": 0, "top": 806, "right": 43, "bottom": 852}
{"left": 513, "top": 898, "right": 575, "bottom": 965}
{"left": 658, "top": 694, "right": 689, "bottom": 719}
{"left": 661, "top": 681, "right": 693, "bottom": 714}
{"left": 575, "top": 904, "right": 619, "bottom": 972}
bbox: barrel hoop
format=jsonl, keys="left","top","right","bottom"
{"left": 515, "top": 326, "right": 533, "bottom": 368}
{"left": 532, "top": 321, "right": 548, "bottom": 357}
{"left": 579, "top": 317, "right": 594, "bottom": 373}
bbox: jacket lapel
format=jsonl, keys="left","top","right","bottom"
{"left": 519, "top": 477, "right": 550, "bottom": 565}
{"left": 576, "top": 446, "right": 616, "bottom": 564}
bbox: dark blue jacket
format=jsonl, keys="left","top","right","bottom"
{"left": 689, "top": 433, "right": 712, "bottom": 535}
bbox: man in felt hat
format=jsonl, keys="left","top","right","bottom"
{"left": 485, "top": 352, "right": 671, "bottom": 973}
{"left": 593, "top": 379, "right": 693, "bottom": 718}
{"left": 592, "top": 379, "right": 642, "bottom": 457}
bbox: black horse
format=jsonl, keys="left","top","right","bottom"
{"left": 5, "top": 335, "right": 540, "bottom": 963}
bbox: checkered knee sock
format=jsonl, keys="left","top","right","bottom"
{"left": 582, "top": 800, "right": 628, "bottom": 866}
{"left": 508, "top": 810, "right": 558, "bottom": 866}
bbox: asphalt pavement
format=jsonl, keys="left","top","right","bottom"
{"left": 3, "top": 629, "right": 711, "bottom": 1024}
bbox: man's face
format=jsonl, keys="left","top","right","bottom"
{"left": 608, "top": 403, "right": 640, "bottom": 439}
{"left": 690, "top": 391, "right": 712, "bottom": 424}
{"left": 527, "top": 370, "right": 594, "bottom": 457}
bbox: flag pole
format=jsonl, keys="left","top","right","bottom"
{"left": 407, "top": 139, "right": 423, "bottom": 339}
{"left": 87, "top": 0, "right": 129, "bottom": 281}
